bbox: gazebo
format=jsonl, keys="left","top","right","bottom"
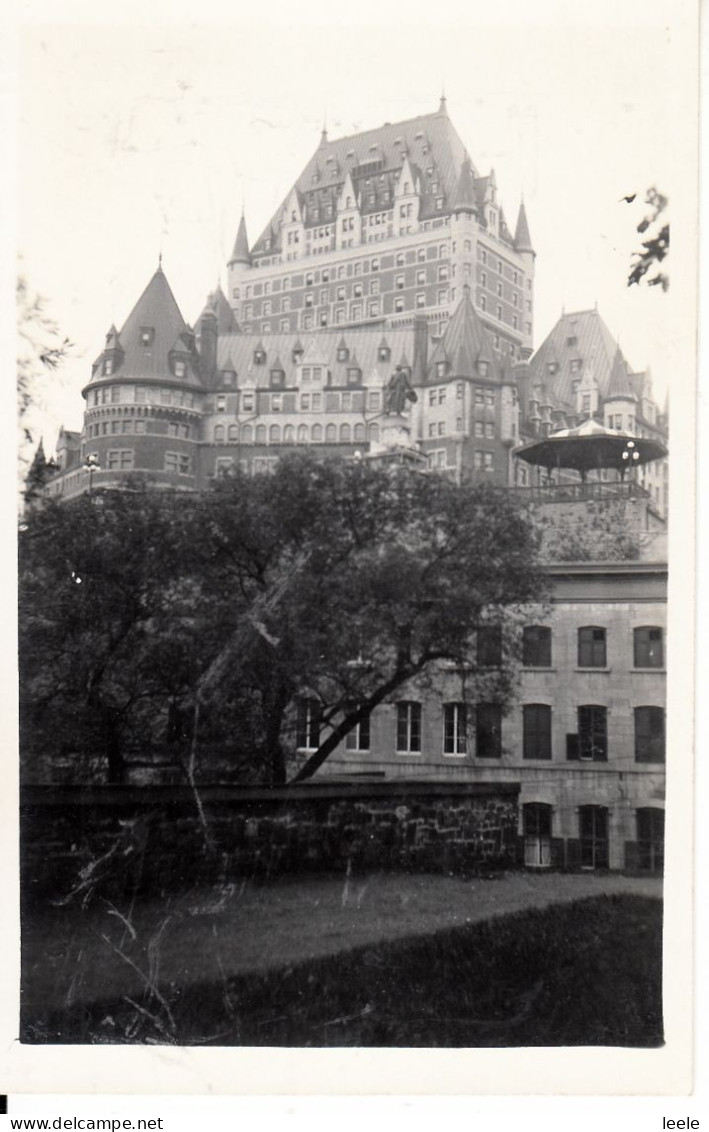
{"left": 515, "top": 418, "right": 667, "bottom": 484}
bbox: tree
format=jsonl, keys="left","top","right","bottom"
{"left": 628, "top": 188, "right": 669, "bottom": 291}
{"left": 19, "top": 455, "right": 547, "bottom": 787}
{"left": 190, "top": 454, "right": 547, "bottom": 784}
{"left": 16, "top": 275, "right": 73, "bottom": 492}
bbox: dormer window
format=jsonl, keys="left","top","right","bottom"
{"left": 292, "top": 348, "right": 303, "bottom": 364}
{"left": 254, "top": 349, "right": 266, "bottom": 365}
{"left": 566, "top": 336, "right": 578, "bottom": 347}
{"left": 436, "top": 361, "right": 447, "bottom": 379}
{"left": 102, "top": 358, "right": 113, "bottom": 376}
{"left": 140, "top": 327, "right": 154, "bottom": 347}
{"left": 174, "top": 359, "right": 186, "bottom": 379}
{"left": 270, "top": 368, "right": 285, "bottom": 387}
{"left": 547, "top": 362, "right": 559, "bottom": 375}
{"left": 337, "top": 347, "right": 349, "bottom": 362}
{"left": 216, "top": 395, "right": 226, "bottom": 413}
{"left": 477, "top": 361, "right": 489, "bottom": 377}
{"left": 378, "top": 346, "right": 391, "bottom": 362}
{"left": 570, "top": 359, "right": 582, "bottom": 373}
{"left": 347, "top": 367, "right": 362, "bottom": 386}
{"left": 241, "top": 391, "right": 255, "bottom": 413}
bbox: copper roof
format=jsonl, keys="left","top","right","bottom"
{"left": 251, "top": 107, "right": 474, "bottom": 255}
{"left": 84, "top": 266, "right": 202, "bottom": 391}
{"left": 514, "top": 199, "right": 534, "bottom": 253}
{"left": 529, "top": 308, "right": 619, "bottom": 408}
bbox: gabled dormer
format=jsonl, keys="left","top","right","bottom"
{"left": 336, "top": 172, "right": 361, "bottom": 247}
{"left": 101, "top": 324, "right": 124, "bottom": 376}
{"left": 336, "top": 337, "right": 350, "bottom": 363}
{"left": 280, "top": 187, "right": 304, "bottom": 255}
{"left": 346, "top": 351, "right": 362, "bottom": 386}
{"left": 394, "top": 155, "right": 420, "bottom": 226}
{"left": 269, "top": 356, "right": 286, "bottom": 388}
{"left": 253, "top": 340, "right": 267, "bottom": 366}
{"left": 576, "top": 362, "right": 599, "bottom": 419}
{"left": 377, "top": 337, "right": 391, "bottom": 364}
{"left": 291, "top": 338, "right": 304, "bottom": 365}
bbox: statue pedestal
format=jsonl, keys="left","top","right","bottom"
{"left": 373, "top": 413, "right": 414, "bottom": 454}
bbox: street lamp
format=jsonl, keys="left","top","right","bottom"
{"left": 621, "top": 440, "right": 640, "bottom": 483}
{"left": 82, "top": 453, "right": 101, "bottom": 496}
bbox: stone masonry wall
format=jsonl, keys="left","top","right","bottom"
{"left": 21, "top": 781, "right": 520, "bottom": 902}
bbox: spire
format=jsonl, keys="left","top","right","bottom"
{"left": 452, "top": 154, "right": 477, "bottom": 214}
{"left": 606, "top": 347, "right": 637, "bottom": 401}
{"left": 438, "top": 89, "right": 448, "bottom": 115}
{"left": 229, "top": 213, "right": 251, "bottom": 266}
{"left": 320, "top": 113, "right": 328, "bottom": 146}
{"left": 514, "top": 198, "right": 534, "bottom": 254}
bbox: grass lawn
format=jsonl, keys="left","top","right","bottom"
{"left": 23, "top": 892, "right": 663, "bottom": 1047}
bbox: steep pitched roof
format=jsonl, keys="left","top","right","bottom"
{"left": 229, "top": 214, "right": 251, "bottom": 265}
{"left": 529, "top": 309, "right": 620, "bottom": 408}
{"left": 431, "top": 286, "right": 496, "bottom": 378}
{"left": 197, "top": 284, "right": 241, "bottom": 335}
{"left": 452, "top": 155, "right": 477, "bottom": 213}
{"left": 84, "top": 266, "right": 202, "bottom": 390}
{"left": 252, "top": 107, "right": 474, "bottom": 255}
{"left": 606, "top": 347, "right": 637, "bottom": 401}
{"left": 514, "top": 199, "right": 534, "bottom": 253}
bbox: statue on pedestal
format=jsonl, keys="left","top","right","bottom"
{"left": 384, "top": 366, "right": 418, "bottom": 416}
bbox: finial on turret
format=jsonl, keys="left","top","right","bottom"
{"left": 438, "top": 87, "right": 447, "bottom": 114}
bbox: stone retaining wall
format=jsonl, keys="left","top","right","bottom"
{"left": 21, "top": 781, "right": 520, "bottom": 901}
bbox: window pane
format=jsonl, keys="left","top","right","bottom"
{"left": 476, "top": 703, "right": 501, "bottom": 758}
{"left": 578, "top": 627, "right": 606, "bottom": 667}
{"left": 634, "top": 706, "right": 665, "bottom": 763}
{"left": 478, "top": 626, "right": 502, "bottom": 666}
{"left": 634, "top": 627, "right": 664, "bottom": 668}
{"left": 523, "top": 704, "right": 552, "bottom": 759}
{"left": 578, "top": 705, "right": 607, "bottom": 761}
{"left": 523, "top": 626, "right": 551, "bottom": 667}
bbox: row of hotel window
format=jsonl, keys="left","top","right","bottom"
{"left": 95, "top": 450, "right": 192, "bottom": 475}
{"left": 296, "top": 700, "right": 666, "bottom": 763}
{"left": 243, "top": 296, "right": 527, "bottom": 335}
{"left": 522, "top": 625, "right": 664, "bottom": 668}
{"left": 245, "top": 239, "right": 527, "bottom": 287}
{"left": 244, "top": 266, "right": 524, "bottom": 314}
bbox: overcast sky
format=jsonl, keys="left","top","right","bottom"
{"left": 16, "top": 2, "right": 685, "bottom": 445}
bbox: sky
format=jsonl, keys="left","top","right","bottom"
{"left": 14, "top": 2, "right": 688, "bottom": 451}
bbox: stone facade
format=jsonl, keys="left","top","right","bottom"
{"left": 20, "top": 782, "right": 520, "bottom": 900}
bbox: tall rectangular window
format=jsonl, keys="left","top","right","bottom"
{"left": 476, "top": 703, "right": 502, "bottom": 758}
{"left": 634, "top": 706, "right": 665, "bottom": 763}
{"left": 443, "top": 703, "right": 467, "bottom": 755}
{"left": 578, "top": 626, "right": 606, "bottom": 667}
{"left": 636, "top": 808, "right": 664, "bottom": 873}
{"left": 579, "top": 806, "right": 609, "bottom": 869}
{"left": 345, "top": 710, "right": 371, "bottom": 752}
{"left": 633, "top": 627, "right": 664, "bottom": 668}
{"left": 477, "top": 625, "right": 502, "bottom": 667}
{"left": 296, "top": 698, "right": 321, "bottom": 750}
{"left": 523, "top": 704, "right": 552, "bottom": 760}
{"left": 577, "top": 705, "right": 608, "bottom": 761}
{"left": 522, "top": 626, "right": 551, "bottom": 667}
{"left": 397, "top": 702, "right": 422, "bottom": 753}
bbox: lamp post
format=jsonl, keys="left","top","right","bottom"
{"left": 621, "top": 440, "right": 640, "bottom": 486}
{"left": 83, "top": 453, "right": 101, "bottom": 497}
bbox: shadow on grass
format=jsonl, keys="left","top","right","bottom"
{"left": 22, "top": 893, "right": 663, "bottom": 1047}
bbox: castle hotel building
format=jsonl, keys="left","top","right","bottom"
{"left": 38, "top": 100, "right": 668, "bottom": 873}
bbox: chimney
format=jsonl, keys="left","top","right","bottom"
{"left": 199, "top": 310, "right": 218, "bottom": 382}
{"left": 412, "top": 316, "right": 429, "bottom": 385}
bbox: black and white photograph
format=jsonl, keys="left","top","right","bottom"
{"left": 2, "top": 0, "right": 699, "bottom": 1103}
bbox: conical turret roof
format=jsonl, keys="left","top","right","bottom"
{"left": 229, "top": 214, "right": 251, "bottom": 265}
{"left": 606, "top": 347, "right": 637, "bottom": 401}
{"left": 452, "top": 154, "right": 477, "bottom": 213}
{"left": 514, "top": 199, "right": 534, "bottom": 253}
{"left": 84, "top": 264, "right": 201, "bottom": 391}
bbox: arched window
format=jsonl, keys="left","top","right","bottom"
{"left": 311, "top": 423, "right": 323, "bottom": 442}
{"left": 340, "top": 423, "right": 351, "bottom": 443}
{"left": 255, "top": 424, "right": 267, "bottom": 444}
{"left": 228, "top": 424, "right": 238, "bottom": 442}
{"left": 297, "top": 424, "right": 308, "bottom": 443}
{"left": 283, "top": 424, "right": 295, "bottom": 444}
{"left": 464, "top": 239, "right": 472, "bottom": 252}
{"left": 241, "top": 424, "right": 253, "bottom": 445}
{"left": 354, "top": 423, "right": 366, "bottom": 443}
{"left": 523, "top": 705, "right": 552, "bottom": 760}
{"left": 634, "top": 707, "right": 665, "bottom": 763}
{"left": 214, "top": 424, "right": 225, "bottom": 443}
{"left": 578, "top": 626, "right": 606, "bottom": 668}
{"left": 368, "top": 423, "right": 379, "bottom": 443}
{"left": 522, "top": 626, "right": 552, "bottom": 667}
{"left": 633, "top": 626, "right": 664, "bottom": 668}
{"left": 325, "top": 423, "right": 337, "bottom": 443}
{"left": 269, "top": 424, "right": 281, "bottom": 444}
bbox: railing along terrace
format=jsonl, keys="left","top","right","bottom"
{"left": 510, "top": 481, "right": 651, "bottom": 503}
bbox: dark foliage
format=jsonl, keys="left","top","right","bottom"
{"left": 628, "top": 188, "right": 669, "bottom": 291}
{"left": 19, "top": 454, "right": 546, "bottom": 785}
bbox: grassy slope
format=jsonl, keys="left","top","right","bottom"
{"left": 25, "top": 893, "right": 663, "bottom": 1047}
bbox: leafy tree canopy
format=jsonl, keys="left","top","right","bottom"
{"left": 19, "top": 455, "right": 547, "bottom": 786}
{"left": 628, "top": 188, "right": 669, "bottom": 291}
